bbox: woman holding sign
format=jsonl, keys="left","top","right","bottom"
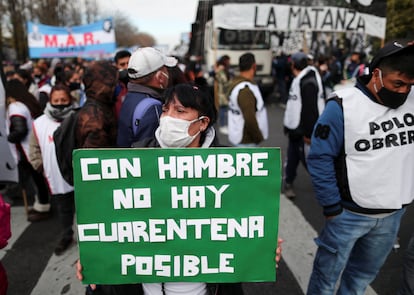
{"left": 77, "top": 83, "right": 282, "bottom": 294}
{"left": 134, "top": 84, "right": 282, "bottom": 294}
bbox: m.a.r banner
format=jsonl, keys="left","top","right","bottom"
{"left": 27, "top": 18, "right": 116, "bottom": 59}
{"left": 73, "top": 147, "right": 281, "bottom": 284}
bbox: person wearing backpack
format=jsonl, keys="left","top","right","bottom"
{"left": 116, "top": 47, "right": 177, "bottom": 147}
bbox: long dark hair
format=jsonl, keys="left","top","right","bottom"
{"left": 5, "top": 79, "right": 42, "bottom": 118}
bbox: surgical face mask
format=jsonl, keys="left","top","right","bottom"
{"left": 157, "top": 115, "right": 204, "bottom": 147}
{"left": 374, "top": 70, "right": 409, "bottom": 109}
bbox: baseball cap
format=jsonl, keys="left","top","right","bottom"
{"left": 128, "top": 47, "right": 177, "bottom": 79}
{"left": 369, "top": 41, "right": 414, "bottom": 72}
{"left": 291, "top": 52, "right": 308, "bottom": 64}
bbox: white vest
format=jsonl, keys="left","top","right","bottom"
{"left": 6, "top": 101, "right": 32, "bottom": 163}
{"left": 228, "top": 81, "right": 268, "bottom": 145}
{"left": 33, "top": 115, "right": 73, "bottom": 194}
{"left": 284, "top": 66, "right": 325, "bottom": 130}
{"left": 340, "top": 87, "right": 414, "bottom": 209}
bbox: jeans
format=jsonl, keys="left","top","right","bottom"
{"left": 307, "top": 208, "right": 405, "bottom": 295}
{"left": 399, "top": 232, "right": 414, "bottom": 295}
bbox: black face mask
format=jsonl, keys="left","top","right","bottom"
{"left": 51, "top": 103, "right": 71, "bottom": 110}
{"left": 375, "top": 70, "right": 409, "bottom": 109}
{"left": 118, "top": 69, "right": 129, "bottom": 85}
{"left": 69, "top": 82, "right": 81, "bottom": 91}
{"left": 377, "top": 87, "right": 409, "bottom": 109}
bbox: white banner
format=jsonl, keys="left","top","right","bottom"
{"left": 213, "top": 4, "right": 386, "bottom": 39}
{"left": 0, "top": 77, "right": 18, "bottom": 184}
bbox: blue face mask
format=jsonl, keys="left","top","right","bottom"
{"left": 375, "top": 70, "right": 409, "bottom": 109}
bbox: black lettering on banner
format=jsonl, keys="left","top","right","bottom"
{"left": 346, "top": 10, "right": 356, "bottom": 30}
{"left": 314, "top": 124, "right": 330, "bottom": 139}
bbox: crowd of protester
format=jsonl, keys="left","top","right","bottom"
{"left": 1, "top": 41, "right": 414, "bottom": 295}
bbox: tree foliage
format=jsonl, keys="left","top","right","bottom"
{"left": 0, "top": 0, "right": 155, "bottom": 62}
{"left": 386, "top": 0, "right": 414, "bottom": 41}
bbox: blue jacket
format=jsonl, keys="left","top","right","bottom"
{"left": 307, "top": 77, "right": 403, "bottom": 216}
{"left": 116, "top": 83, "right": 163, "bottom": 147}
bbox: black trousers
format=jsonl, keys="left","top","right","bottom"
{"left": 18, "top": 160, "right": 50, "bottom": 205}
{"left": 54, "top": 191, "right": 75, "bottom": 241}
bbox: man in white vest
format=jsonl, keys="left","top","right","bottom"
{"left": 283, "top": 52, "right": 325, "bottom": 198}
{"left": 227, "top": 53, "right": 268, "bottom": 147}
{"left": 306, "top": 41, "right": 414, "bottom": 295}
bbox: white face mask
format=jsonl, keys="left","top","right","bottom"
{"left": 157, "top": 115, "right": 204, "bottom": 147}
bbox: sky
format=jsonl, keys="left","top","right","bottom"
{"left": 98, "top": 0, "right": 199, "bottom": 50}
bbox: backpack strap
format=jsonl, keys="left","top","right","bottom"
{"left": 132, "top": 97, "right": 161, "bottom": 136}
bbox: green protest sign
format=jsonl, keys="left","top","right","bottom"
{"left": 73, "top": 147, "right": 281, "bottom": 285}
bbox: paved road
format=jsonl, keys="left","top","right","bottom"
{"left": 1, "top": 101, "right": 412, "bottom": 294}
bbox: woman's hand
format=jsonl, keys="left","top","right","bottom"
{"left": 76, "top": 259, "right": 96, "bottom": 290}
{"left": 276, "top": 237, "right": 283, "bottom": 268}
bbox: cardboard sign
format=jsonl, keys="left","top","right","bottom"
{"left": 73, "top": 147, "right": 281, "bottom": 284}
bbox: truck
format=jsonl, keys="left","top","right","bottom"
{"left": 187, "top": 0, "right": 275, "bottom": 98}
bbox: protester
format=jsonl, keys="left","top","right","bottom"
{"left": 184, "top": 55, "right": 203, "bottom": 82}
{"left": 13, "top": 68, "right": 39, "bottom": 99}
{"left": 343, "top": 51, "right": 365, "bottom": 80}
{"left": 53, "top": 60, "right": 145, "bottom": 294}
{"left": 117, "top": 47, "right": 177, "bottom": 147}
{"left": 113, "top": 49, "right": 131, "bottom": 119}
{"left": 227, "top": 53, "right": 268, "bottom": 147}
{"left": 306, "top": 41, "right": 414, "bottom": 295}
{"left": 214, "top": 55, "right": 231, "bottom": 134}
{"left": 282, "top": 52, "right": 325, "bottom": 199}
{"left": 76, "top": 60, "right": 118, "bottom": 148}
{"left": 32, "top": 62, "right": 50, "bottom": 88}
{"left": 77, "top": 83, "right": 283, "bottom": 295}
{"left": 114, "top": 49, "right": 131, "bottom": 71}
{"left": 29, "top": 84, "right": 77, "bottom": 255}
{"left": 5, "top": 79, "right": 51, "bottom": 222}
{"left": 272, "top": 51, "right": 290, "bottom": 107}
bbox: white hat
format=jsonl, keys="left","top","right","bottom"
{"left": 128, "top": 47, "right": 177, "bottom": 79}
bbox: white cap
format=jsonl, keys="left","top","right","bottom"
{"left": 128, "top": 47, "right": 177, "bottom": 79}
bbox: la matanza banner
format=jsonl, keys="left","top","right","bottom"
{"left": 73, "top": 147, "right": 281, "bottom": 284}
